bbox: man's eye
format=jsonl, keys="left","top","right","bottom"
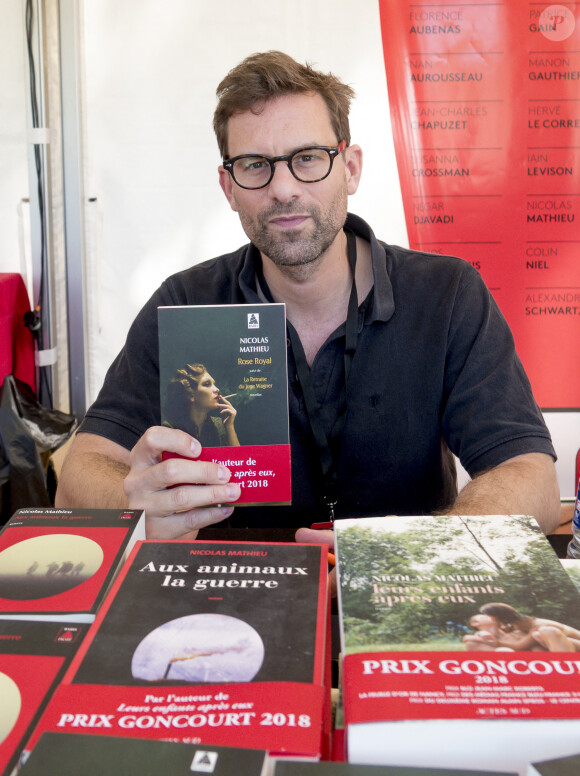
{"left": 294, "top": 153, "right": 317, "bottom": 164}
{"left": 243, "top": 159, "right": 268, "bottom": 171}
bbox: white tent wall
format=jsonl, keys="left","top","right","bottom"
{"left": 1, "top": 1, "right": 30, "bottom": 279}
{"left": 1, "top": 0, "right": 579, "bottom": 499}
{"left": 80, "top": 0, "right": 407, "bottom": 404}
{"left": 1, "top": 0, "right": 69, "bottom": 409}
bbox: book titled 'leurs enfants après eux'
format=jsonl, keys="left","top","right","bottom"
{"left": 158, "top": 303, "right": 290, "bottom": 507}
{"left": 335, "top": 514, "right": 580, "bottom": 776}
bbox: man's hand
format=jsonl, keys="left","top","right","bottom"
{"left": 295, "top": 526, "right": 336, "bottom": 596}
{"left": 125, "top": 426, "right": 241, "bottom": 538}
{"left": 55, "top": 428, "right": 241, "bottom": 539}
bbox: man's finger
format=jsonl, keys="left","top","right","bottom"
{"left": 146, "top": 505, "right": 235, "bottom": 539}
{"left": 295, "top": 526, "right": 334, "bottom": 547}
{"left": 127, "top": 481, "right": 241, "bottom": 517}
{"left": 130, "top": 426, "right": 201, "bottom": 470}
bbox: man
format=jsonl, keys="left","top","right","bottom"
{"left": 56, "top": 51, "right": 560, "bottom": 538}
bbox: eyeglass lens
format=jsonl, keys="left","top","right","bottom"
{"left": 232, "top": 148, "right": 333, "bottom": 189}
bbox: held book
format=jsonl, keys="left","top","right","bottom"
{"left": 0, "top": 619, "right": 87, "bottom": 776}
{"left": 19, "top": 732, "right": 270, "bottom": 776}
{"left": 0, "top": 508, "right": 146, "bottom": 622}
{"left": 334, "top": 515, "right": 580, "bottom": 776}
{"left": 29, "top": 540, "right": 330, "bottom": 759}
{"left": 158, "top": 303, "right": 291, "bottom": 506}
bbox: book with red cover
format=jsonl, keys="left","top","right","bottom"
{"left": 0, "top": 508, "right": 145, "bottom": 622}
{"left": 29, "top": 540, "right": 329, "bottom": 759}
{"left": 158, "top": 303, "right": 291, "bottom": 506}
{"left": 0, "top": 619, "right": 87, "bottom": 776}
{"left": 335, "top": 515, "right": 580, "bottom": 775}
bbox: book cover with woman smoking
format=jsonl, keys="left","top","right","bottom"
{"left": 158, "top": 303, "right": 290, "bottom": 506}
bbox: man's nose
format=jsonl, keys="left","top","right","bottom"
{"left": 267, "top": 160, "right": 302, "bottom": 199}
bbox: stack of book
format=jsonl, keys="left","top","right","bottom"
{"left": 27, "top": 539, "right": 332, "bottom": 761}
{"left": 6, "top": 505, "right": 580, "bottom": 773}
{"left": 0, "top": 619, "right": 88, "bottom": 776}
{"left": 334, "top": 514, "right": 580, "bottom": 775}
{"left": 0, "top": 507, "right": 145, "bottom": 774}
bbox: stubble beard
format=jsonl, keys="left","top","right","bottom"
{"left": 238, "top": 185, "right": 348, "bottom": 273}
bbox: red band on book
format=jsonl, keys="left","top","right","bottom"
{"left": 31, "top": 681, "right": 327, "bottom": 758}
{"left": 343, "top": 650, "right": 580, "bottom": 724}
{"left": 162, "top": 444, "right": 291, "bottom": 505}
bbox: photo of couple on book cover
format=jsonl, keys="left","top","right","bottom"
{"left": 336, "top": 514, "right": 580, "bottom": 654}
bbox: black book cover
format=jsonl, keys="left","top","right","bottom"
{"left": 73, "top": 541, "right": 325, "bottom": 686}
{"left": 274, "top": 763, "right": 517, "bottom": 776}
{"left": 20, "top": 732, "right": 269, "bottom": 775}
{"left": 29, "top": 541, "right": 329, "bottom": 758}
{"left": 528, "top": 752, "right": 580, "bottom": 776}
{"left": 158, "top": 303, "right": 291, "bottom": 505}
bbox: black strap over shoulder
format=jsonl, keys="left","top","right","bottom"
{"left": 286, "top": 228, "right": 359, "bottom": 522}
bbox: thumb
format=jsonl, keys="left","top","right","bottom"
{"left": 295, "top": 526, "right": 334, "bottom": 548}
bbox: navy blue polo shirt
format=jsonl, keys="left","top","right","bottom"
{"left": 79, "top": 214, "right": 555, "bottom": 528}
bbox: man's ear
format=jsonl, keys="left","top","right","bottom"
{"left": 344, "top": 144, "right": 363, "bottom": 196}
{"left": 218, "top": 166, "right": 239, "bottom": 212}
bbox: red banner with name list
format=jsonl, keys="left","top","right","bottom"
{"left": 379, "top": 0, "right": 580, "bottom": 409}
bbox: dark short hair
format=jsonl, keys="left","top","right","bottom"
{"left": 213, "top": 50, "right": 355, "bottom": 158}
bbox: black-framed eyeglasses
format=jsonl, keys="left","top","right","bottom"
{"left": 222, "top": 143, "right": 346, "bottom": 190}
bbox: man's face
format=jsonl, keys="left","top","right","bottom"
{"left": 218, "top": 92, "right": 362, "bottom": 269}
